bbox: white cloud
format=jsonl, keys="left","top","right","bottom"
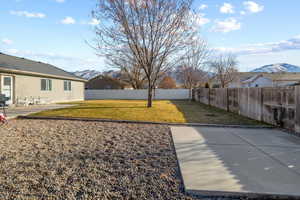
{"left": 1, "top": 38, "right": 13, "bottom": 45}
{"left": 88, "top": 18, "right": 100, "bottom": 26}
{"left": 194, "top": 13, "right": 210, "bottom": 26}
{"left": 199, "top": 4, "right": 208, "bottom": 10}
{"left": 10, "top": 10, "right": 46, "bottom": 18}
{"left": 240, "top": 11, "right": 246, "bottom": 15}
{"left": 80, "top": 18, "right": 101, "bottom": 26}
{"left": 55, "top": 0, "right": 65, "bottom": 2}
{"left": 220, "top": 3, "right": 234, "bottom": 14}
{"left": 215, "top": 35, "right": 300, "bottom": 55}
{"left": 61, "top": 16, "right": 76, "bottom": 24}
{"left": 294, "top": 35, "right": 300, "bottom": 39}
{"left": 243, "top": 1, "right": 264, "bottom": 13}
{"left": 212, "top": 18, "right": 241, "bottom": 33}
{"left": 5, "top": 49, "right": 19, "bottom": 54}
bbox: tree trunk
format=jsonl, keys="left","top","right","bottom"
{"left": 147, "top": 84, "right": 153, "bottom": 108}
{"left": 221, "top": 81, "right": 225, "bottom": 88}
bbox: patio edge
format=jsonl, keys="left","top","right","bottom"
{"left": 17, "top": 115, "right": 274, "bottom": 129}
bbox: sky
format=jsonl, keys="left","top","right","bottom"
{"left": 0, "top": 0, "right": 299, "bottom": 72}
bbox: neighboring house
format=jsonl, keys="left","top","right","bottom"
{"left": 271, "top": 73, "right": 300, "bottom": 87}
{"left": 0, "top": 53, "right": 86, "bottom": 106}
{"left": 239, "top": 74, "right": 273, "bottom": 88}
{"left": 85, "top": 75, "right": 126, "bottom": 90}
{"left": 228, "top": 72, "right": 300, "bottom": 88}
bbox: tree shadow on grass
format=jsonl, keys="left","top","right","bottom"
{"left": 170, "top": 100, "right": 265, "bottom": 125}
{"left": 58, "top": 106, "right": 148, "bottom": 110}
{"left": 170, "top": 100, "right": 196, "bottom": 123}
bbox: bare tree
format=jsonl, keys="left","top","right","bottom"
{"left": 209, "top": 54, "right": 239, "bottom": 88}
{"left": 178, "top": 39, "right": 210, "bottom": 99}
{"left": 108, "top": 54, "right": 146, "bottom": 89}
{"left": 120, "top": 64, "right": 147, "bottom": 89}
{"left": 158, "top": 76, "right": 177, "bottom": 89}
{"left": 92, "top": 0, "right": 196, "bottom": 107}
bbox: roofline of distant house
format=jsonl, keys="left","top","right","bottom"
{"left": 241, "top": 74, "right": 265, "bottom": 84}
{"left": 273, "top": 79, "right": 300, "bottom": 82}
{"left": 0, "top": 67, "right": 87, "bottom": 82}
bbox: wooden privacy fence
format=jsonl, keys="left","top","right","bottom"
{"left": 193, "top": 86, "right": 300, "bottom": 134}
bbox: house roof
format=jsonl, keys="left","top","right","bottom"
{"left": 241, "top": 74, "right": 272, "bottom": 84}
{"left": 0, "top": 52, "right": 86, "bottom": 82}
{"left": 241, "top": 74, "right": 261, "bottom": 83}
{"left": 85, "top": 75, "right": 127, "bottom": 89}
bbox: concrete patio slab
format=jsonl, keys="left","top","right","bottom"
{"left": 4, "top": 104, "right": 73, "bottom": 119}
{"left": 228, "top": 128, "right": 300, "bottom": 147}
{"left": 260, "top": 147, "right": 300, "bottom": 174}
{"left": 171, "top": 126, "right": 300, "bottom": 197}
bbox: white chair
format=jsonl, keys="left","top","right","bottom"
{"left": 16, "top": 97, "right": 30, "bottom": 107}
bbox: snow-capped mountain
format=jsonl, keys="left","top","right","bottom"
{"left": 251, "top": 63, "right": 300, "bottom": 73}
{"left": 72, "top": 69, "right": 122, "bottom": 80}
{"left": 72, "top": 70, "right": 102, "bottom": 80}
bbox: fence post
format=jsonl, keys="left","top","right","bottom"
{"left": 260, "top": 88, "right": 264, "bottom": 121}
{"left": 295, "top": 86, "right": 300, "bottom": 133}
{"left": 208, "top": 88, "right": 210, "bottom": 106}
{"left": 226, "top": 88, "right": 229, "bottom": 112}
{"left": 192, "top": 89, "right": 194, "bottom": 101}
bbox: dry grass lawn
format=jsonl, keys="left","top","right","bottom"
{"left": 32, "top": 100, "right": 265, "bottom": 125}
{"left": 33, "top": 100, "right": 186, "bottom": 123}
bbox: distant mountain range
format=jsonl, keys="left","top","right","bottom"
{"left": 73, "top": 63, "right": 300, "bottom": 80}
{"left": 251, "top": 63, "right": 300, "bottom": 73}
{"left": 72, "top": 69, "right": 121, "bottom": 80}
{"left": 72, "top": 70, "right": 102, "bottom": 80}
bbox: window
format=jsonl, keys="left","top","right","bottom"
{"left": 3, "top": 77, "right": 11, "bottom": 86}
{"left": 41, "top": 79, "right": 52, "bottom": 91}
{"left": 64, "top": 80, "right": 72, "bottom": 91}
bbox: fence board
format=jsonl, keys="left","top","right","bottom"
{"left": 228, "top": 88, "right": 239, "bottom": 113}
{"left": 197, "top": 88, "right": 209, "bottom": 104}
{"left": 193, "top": 86, "right": 297, "bottom": 132}
{"left": 215, "top": 88, "right": 228, "bottom": 110}
{"left": 209, "top": 89, "right": 217, "bottom": 107}
{"left": 248, "top": 88, "right": 262, "bottom": 121}
{"left": 238, "top": 88, "right": 249, "bottom": 118}
{"left": 262, "top": 87, "right": 295, "bottom": 130}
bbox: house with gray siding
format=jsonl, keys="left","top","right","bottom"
{"left": 228, "top": 72, "right": 300, "bottom": 88}
{"left": 0, "top": 53, "right": 86, "bottom": 106}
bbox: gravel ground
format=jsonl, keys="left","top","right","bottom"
{"left": 0, "top": 119, "right": 200, "bottom": 200}
{"left": 0, "top": 119, "right": 295, "bottom": 200}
